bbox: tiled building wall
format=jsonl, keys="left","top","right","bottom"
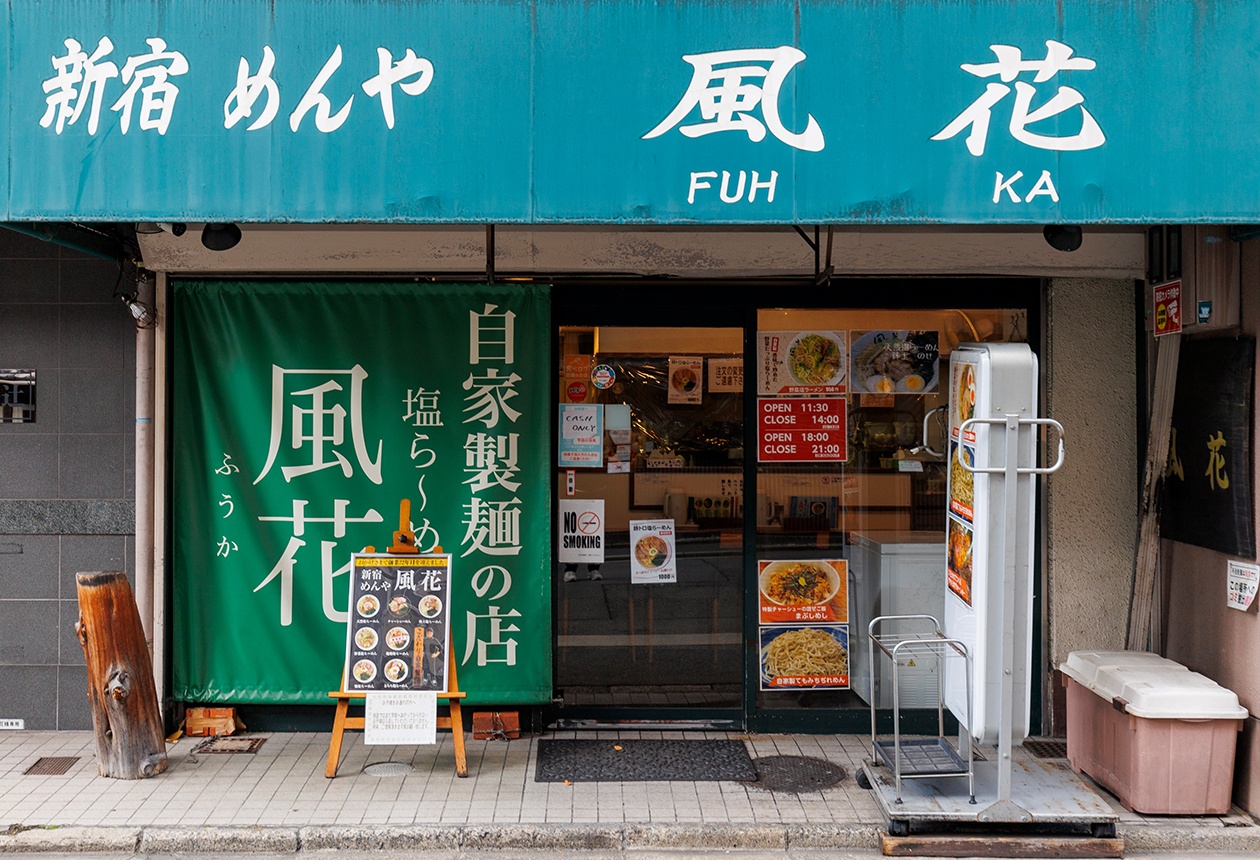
{"left": 0, "top": 229, "right": 136, "bottom": 730}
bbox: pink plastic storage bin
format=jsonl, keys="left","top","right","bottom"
{"left": 1060, "top": 650, "right": 1248, "bottom": 814}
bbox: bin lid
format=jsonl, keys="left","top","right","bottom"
{"left": 1060, "top": 650, "right": 1249, "bottom": 720}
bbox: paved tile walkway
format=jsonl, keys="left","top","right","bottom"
{"left": 2, "top": 731, "right": 889, "bottom": 828}
{"left": 0, "top": 729, "right": 1256, "bottom": 854}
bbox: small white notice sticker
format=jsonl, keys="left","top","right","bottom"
{"left": 1227, "top": 560, "right": 1259, "bottom": 611}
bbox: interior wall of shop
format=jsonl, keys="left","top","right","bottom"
{"left": 1163, "top": 238, "right": 1260, "bottom": 815}
{"left": 0, "top": 229, "right": 136, "bottom": 730}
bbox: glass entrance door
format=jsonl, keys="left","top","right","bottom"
{"left": 554, "top": 326, "right": 745, "bottom": 721}
{"left": 548, "top": 281, "right": 1039, "bottom": 733}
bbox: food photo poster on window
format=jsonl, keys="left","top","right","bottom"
{"left": 757, "top": 558, "right": 849, "bottom": 690}
{"left": 757, "top": 331, "right": 847, "bottom": 395}
{"left": 667, "top": 356, "right": 703, "bottom": 404}
{"left": 848, "top": 330, "right": 939, "bottom": 394}
{"left": 629, "top": 519, "right": 677, "bottom": 584}
{"left": 758, "top": 559, "right": 848, "bottom": 624}
{"left": 344, "top": 554, "right": 452, "bottom": 694}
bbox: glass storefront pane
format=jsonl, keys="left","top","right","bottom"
{"left": 753, "top": 308, "right": 1027, "bottom": 713}
{"left": 555, "top": 327, "right": 745, "bottom": 709}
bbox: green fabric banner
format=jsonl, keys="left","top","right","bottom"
{"left": 171, "top": 281, "right": 552, "bottom": 705}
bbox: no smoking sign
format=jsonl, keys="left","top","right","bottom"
{"left": 558, "top": 499, "right": 604, "bottom": 564}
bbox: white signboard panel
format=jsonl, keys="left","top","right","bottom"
{"left": 364, "top": 691, "right": 438, "bottom": 745}
{"left": 943, "top": 343, "right": 1038, "bottom": 745}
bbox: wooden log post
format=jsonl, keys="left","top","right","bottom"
{"left": 75, "top": 571, "right": 168, "bottom": 779}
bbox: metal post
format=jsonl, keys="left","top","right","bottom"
{"left": 997, "top": 413, "right": 1021, "bottom": 803}
{"left": 869, "top": 620, "right": 878, "bottom": 760}
{"left": 892, "top": 646, "right": 902, "bottom": 802}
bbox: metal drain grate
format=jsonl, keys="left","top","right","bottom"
{"left": 192, "top": 736, "right": 266, "bottom": 754}
{"left": 24, "top": 756, "right": 79, "bottom": 775}
{"left": 364, "top": 761, "right": 413, "bottom": 776}
{"left": 747, "top": 755, "right": 847, "bottom": 792}
{"left": 1025, "top": 739, "right": 1068, "bottom": 759}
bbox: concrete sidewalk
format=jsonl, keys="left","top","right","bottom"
{"left": 1, "top": 730, "right": 1258, "bottom": 855}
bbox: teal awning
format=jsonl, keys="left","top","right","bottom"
{"left": 5, "top": 1, "right": 1256, "bottom": 224}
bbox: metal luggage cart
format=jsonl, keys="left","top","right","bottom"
{"left": 867, "top": 614, "right": 974, "bottom": 806}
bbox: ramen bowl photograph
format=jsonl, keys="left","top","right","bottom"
{"left": 385, "top": 626, "right": 410, "bottom": 651}
{"left": 759, "top": 560, "right": 842, "bottom": 608}
{"left": 669, "top": 366, "right": 698, "bottom": 393}
{"left": 759, "top": 625, "right": 849, "bottom": 689}
{"left": 633, "top": 534, "right": 669, "bottom": 568}
{"left": 353, "top": 627, "right": 378, "bottom": 651}
{"left": 787, "top": 331, "right": 844, "bottom": 386}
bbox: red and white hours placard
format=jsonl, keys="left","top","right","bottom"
{"left": 757, "top": 397, "right": 847, "bottom": 463}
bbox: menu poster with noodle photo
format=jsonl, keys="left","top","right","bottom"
{"left": 629, "top": 519, "right": 677, "bottom": 584}
{"left": 759, "top": 625, "right": 849, "bottom": 690}
{"left": 757, "top": 330, "right": 847, "bottom": 395}
{"left": 667, "top": 356, "right": 703, "bottom": 404}
{"left": 849, "top": 330, "right": 939, "bottom": 394}
{"left": 758, "top": 559, "right": 848, "bottom": 624}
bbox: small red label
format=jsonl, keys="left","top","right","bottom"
{"left": 566, "top": 381, "right": 588, "bottom": 402}
{"left": 1153, "top": 280, "right": 1182, "bottom": 337}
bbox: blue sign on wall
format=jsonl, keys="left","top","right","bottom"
{"left": 5, "top": 1, "right": 1260, "bottom": 224}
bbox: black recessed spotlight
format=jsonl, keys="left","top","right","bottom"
{"left": 1043, "top": 224, "right": 1082, "bottom": 252}
{"left": 201, "top": 222, "right": 242, "bottom": 251}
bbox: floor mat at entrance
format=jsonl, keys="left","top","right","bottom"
{"left": 535, "top": 739, "right": 756, "bottom": 782}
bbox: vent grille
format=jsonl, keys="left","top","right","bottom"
{"left": 24, "top": 756, "right": 79, "bottom": 775}
{"left": 1026, "top": 739, "right": 1068, "bottom": 759}
{"left": 192, "top": 736, "right": 266, "bottom": 754}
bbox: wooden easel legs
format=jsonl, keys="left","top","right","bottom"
{"left": 325, "top": 692, "right": 468, "bottom": 778}
{"left": 448, "top": 699, "right": 468, "bottom": 777}
{"left": 325, "top": 697, "right": 355, "bottom": 778}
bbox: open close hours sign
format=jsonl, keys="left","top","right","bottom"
{"left": 757, "top": 398, "right": 848, "bottom": 463}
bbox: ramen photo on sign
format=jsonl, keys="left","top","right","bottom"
{"left": 759, "top": 625, "right": 849, "bottom": 690}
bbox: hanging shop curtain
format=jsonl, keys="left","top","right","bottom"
{"left": 171, "top": 280, "right": 551, "bottom": 704}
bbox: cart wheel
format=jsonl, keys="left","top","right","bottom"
{"left": 888, "top": 820, "right": 909, "bottom": 837}
{"left": 856, "top": 769, "right": 872, "bottom": 790}
{"left": 1090, "top": 822, "right": 1117, "bottom": 839}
